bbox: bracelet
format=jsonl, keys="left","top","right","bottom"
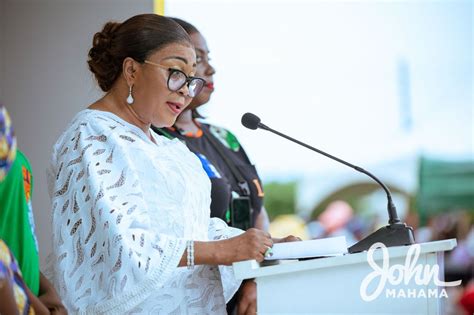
{"left": 186, "top": 240, "right": 194, "bottom": 270}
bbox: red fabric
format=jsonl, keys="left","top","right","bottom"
{"left": 459, "top": 285, "right": 474, "bottom": 315}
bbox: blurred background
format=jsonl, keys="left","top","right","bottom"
{"left": 1, "top": 0, "right": 473, "bottom": 313}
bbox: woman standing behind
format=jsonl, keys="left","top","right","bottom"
{"left": 153, "top": 18, "right": 296, "bottom": 314}
{"left": 48, "top": 14, "right": 277, "bottom": 314}
{"left": 153, "top": 18, "right": 270, "bottom": 233}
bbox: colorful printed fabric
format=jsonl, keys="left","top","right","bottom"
{"left": 0, "top": 106, "right": 17, "bottom": 182}
{"left": 209, "top": 125, "right": 241, "bottom": 152}
{"left": 0, "top": 239, "right": 35, "bottom": 315}
{"left": 163, "top": 122, "right": 241, "bottom": 152}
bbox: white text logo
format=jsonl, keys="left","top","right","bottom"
{"left": 360, "top": 242, "right": 461, "bottom": 302}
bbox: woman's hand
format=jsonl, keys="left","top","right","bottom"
{"left": 234, "top": 235, "right": 302, "bottom": 315}
{"left": 189, "top": 232, "right": 302, "bottom": 267}
{"left": 39, "top": 290, "right": 67, "bottom": 315}
{"left": 38, "top": 272, "right": 67, "bottom": 315}
{"left": 220, "top": 228, "right": 273, "bottom": 265}
{"left": 273, "top": 235, "right": 302, "bottom": 243}
{"left": 183, "top": 229, "right": 273, "bottom": 267}
{"left": 237, "top": 280, "right": 257, "bottom": 315}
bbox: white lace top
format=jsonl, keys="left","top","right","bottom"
{"left": 47, "top": 109, "right": 242, "bottom": 314}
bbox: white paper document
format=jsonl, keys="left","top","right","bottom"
{"left": 266, "top": 236, "right": 348, "bottom": 260}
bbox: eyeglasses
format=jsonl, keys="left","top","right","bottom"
{"left": 144, "top": 60, "right": 206, "bottom": 97}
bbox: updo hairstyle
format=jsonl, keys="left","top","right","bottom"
{"left": 88, "top": 14, "right": 191, "bottom": 92}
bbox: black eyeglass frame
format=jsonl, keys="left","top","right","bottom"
{"left": 144, "top": 60, "right": 206, "bottom": 97}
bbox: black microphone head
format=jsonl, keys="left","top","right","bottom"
{"left": 241, "top": 112, "right": 261, "bottom": 130}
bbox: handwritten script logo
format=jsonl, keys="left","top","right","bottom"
{"left": 360, "top": 242, "right": 461, "bottom": 302}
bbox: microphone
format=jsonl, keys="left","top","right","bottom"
{"left": 241, "top": 112, "right": 415, "bottom": 253}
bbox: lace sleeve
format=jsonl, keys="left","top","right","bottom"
{"left": 49, "top": 120, "right": 187, "bottom": 314}
{"left": 208, "top": 217, "right": 244, "bottom": 302}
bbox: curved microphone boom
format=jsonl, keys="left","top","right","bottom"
{"left": 241, "top": 112, "right": 415, "bottom": 253}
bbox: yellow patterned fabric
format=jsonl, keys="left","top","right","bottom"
{"left": 0, "top": 239, "right": 35, "bottom": 315}
{"left": 0, "top": 106, "right": 17, "bottom": 182}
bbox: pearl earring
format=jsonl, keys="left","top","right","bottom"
{"left": 126, "top": 85, "right": 134, "bottom": 104}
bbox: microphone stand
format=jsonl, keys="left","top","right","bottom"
{"left": 255, "top": 121, "right": 415, "bottom": 253}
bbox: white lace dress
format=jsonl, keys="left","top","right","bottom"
{"left": 47, "top": 109, "right": 242, "bottom": 314}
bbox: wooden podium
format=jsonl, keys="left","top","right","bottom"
{"left": 233, "top": 239, "right": 457, "bottom": 314}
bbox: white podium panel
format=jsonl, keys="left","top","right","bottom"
{"left": 233, "top": 239, "right": 457, "bottom": 315}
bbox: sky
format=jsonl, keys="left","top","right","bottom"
{"left": 166, "top": 0, "right": 473, "bottom": 182}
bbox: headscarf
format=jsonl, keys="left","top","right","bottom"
{"left": 0, "top": 105, "right": 17, "bottom": 182}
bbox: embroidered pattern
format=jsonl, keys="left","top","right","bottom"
{"left": 48, "top": 110, "right": 241, "bottom": 314}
